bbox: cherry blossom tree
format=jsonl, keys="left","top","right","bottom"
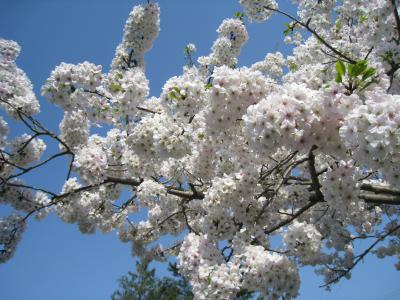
{"left": 1, "top": 0, "right": 400, "bottom": 299}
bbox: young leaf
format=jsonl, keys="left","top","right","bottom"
{"left": 110, "top": 82, "right": 124, "bottom": 93}
{"left": 283, "top": 22, "right": 294, "bottom": 36}
{"left": 351, "top": 60, "right": 368, "bottom": 77}
{"left": 169, "top": 91, "right": 178, "bottom": 100}
{"left": 183, "top": 46, "right": 190, "bottom": 56}
{"left": 347, "top": 63, "right": 354, "bottom": 78}
{"left": 359, "top": 79, "right": 375, "bottom": 91}
{"left": 335, "top": 20, "right": 342, "bottom": 33}
{"left": 288, "top": 62, "right": 298, "bottom": 72}
{"left": 336, "top": 60, "right": 346, "bottom": 78}
{"left": 234, "top": 12, "right": 244, "bottom": 21}
{"left": 361, "top": 67, "right": 376, "bottom": 81}
{"left": 335, "top": 72, "right": 343, "bottom": 83}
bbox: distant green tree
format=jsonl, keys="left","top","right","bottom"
{"left": 111, "top": 259, "right": 193, "bottom": 300}
{"left": 111, "top": 259, "right": 260, "bottom": 300}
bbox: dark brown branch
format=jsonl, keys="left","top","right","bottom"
{"left": 391, "top": 0, "right": 400, "bottom": 42}
{"left": 320, "top": 223, "right": 400, "bottom": 287}
{"left": 17, "top": 133, "right": 46, "bottom": 153}
{"left": 0, "top": 98, "right": 72, "bottom": 152}
{"left": 84, "top": 89, "right": 160, "bottom": 115}
{"left": 364, "top": 47, "right": 374, "bottom": 60}
{"left": 308, "top": 146, "right": 324, "bottom": 202}
{"left": 4, "top": 182, "right": 57, "bottom": 197}
{"left": 136, "top": 106, "right": 160, "bottom": 114}
{"left": 260, "top": 151, "right": 298, "bottom": 181}
{"left": 182, "top": 208, "right": 198, "bottom": 234}
{"left": 264, "top": 6, "right": 357, "bottom": 64}
{"left": 66, "top": 153, "right": 75, "bottom": 180}
{"left": 360, "top": 183, "right": 400, "bottom": 196}
{"left": 359, "top": 193, "right": 400, "bottom": 205}
{"left": 2, "top": 151, "right": 70, "bottom": 183}
{"left": 264, "top": 199, "right": 319, "bottom": 235}
{"left": 0, "top": 155, "right": 26, "bottom": 171}
{"left": 319, "top": 48, "right": 342, "bottom": 61}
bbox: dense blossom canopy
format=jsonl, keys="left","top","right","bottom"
{"left": 1, "top": 1, "right": 400, "bottom": 299}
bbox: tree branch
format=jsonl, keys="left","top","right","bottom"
{"left": 264, "top": 6, "right": 357, "bottom": 64}
{"left": 391, "top": 0, "right": 400, "bottom": 42}
{"left": 320, "top": 223, "right": 400, "bottom": 287}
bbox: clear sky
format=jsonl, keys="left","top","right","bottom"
{"left": 0, "top": 0, "right": 399, "bottom": 299}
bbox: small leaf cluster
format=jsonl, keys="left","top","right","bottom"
{"left": 283, "top": 22, "right": 297, "bottom": 36}
{"left": 335, "top": 60, "right": 376, "bottom": 93}
{"left": 234, "top": 11, "right": 245, "bottom": 22}
{"left": 168, "top": 86, "right": 186, "bottom": 101}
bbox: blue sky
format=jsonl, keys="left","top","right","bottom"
{"left": 0, "top": 0, "right": 399, "bottom": 299}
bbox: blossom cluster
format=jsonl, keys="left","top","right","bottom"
{"left": 0, "top": 39, "right": 39, "bottom": 118}
{"left": 41, "top": 62, "right": 102, "bottom": 111}
{"left": 198, "top": 18, "right": 248, "bottom": 68}
{"left": 237, "top": 245, "right": 300, "bottom": 299}
{"left": 178, "top": 233, "right": 240, "bottom": 300}
{"left": 1, "top": 0, "right": 400, "bottom": 298}
{"left": 340, "top": 91, "right": 400, "bottom": 187}
{"left": 243, "top": 84, "right": 362, "bottom": 156}
{"left": 10, "top": 134, "right": 46, "bottom": 167}
{"left": 283, "top": 221, "right": 322, "bottom": 261}
{"left": 0, "top": 214, "right": 25, "bottom": 263}
{"left": 239, "top": 0, "right": 277, "bottom": 22}
{"left": 112, "top": 3, "right": 160, "bottom": 69}
{"left": 105, "top": 68, "right": 149, "bottom": 118}
{"left": 205, "top": 66, "right": 274, "bottom": 133}
{"left": 251, "top": 52, "right": 286, "bottom": 79}
{"left": 56, "top": 178, "right": 124, "bottom": 234}
{"left": 59, "top": 109, "right": 89, "bottom": 150}
{"left": 0, "top": 181, "right": 50, "bottom": 217}
{"left": 73, "top": 143, "right": 108, "bottom": 185}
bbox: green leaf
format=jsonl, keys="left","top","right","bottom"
{"left": 359, "top": 79, "right": 375, "bottom": 91}
{"left": 359, "top": 15, "right": 368, "bottom": 23}
{"left": 351, "top": 60, "right": 368, "bottom": 77}
{"left": 335, "top": 72, "right": 342, "bottom": 83}
{"left": 205, "top": 83, "right": 213, "bottom": 89}
{"left": 173, "top": 86, "right": 181, "bottom": 94}
{"left": 335, "top": 20, "right": 342, "bottom": 33}
{"left": 336, "top": 60, "right": 346, "bottom": 77}
{"left": 283, "top": 22, "right": 293, "bottom": 36}
{"left": 110, "top": 82, "right": 124, "bottom": 93}
{"left": 347, "top": 63, "right": 354, "bottom": 78}
{"left": 169, "top": 91, "right": 178, "bottom": 100}
{"left": 234, "top": 11, "right": 244, "bottom": 21}
{"left": 288, "top": 62, "right": 298, "bottom": 72}
{"left": 183, "top": 46, "right": 190, "bottom": 55}
{"left": 115, "top": 72, "right": 123, "bottom": 80}
{"left": 361, "top": 67, "right": 376, "bottom": 81}
{"left": 381, "top": 51, "right": 393, "bottom": 63}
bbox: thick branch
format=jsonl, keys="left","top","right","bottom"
{"left": 359, "top": 193, "right": 400, "bottom": 205}
{"left": 391, "top": 0, "right": 400, "bottom": 42}
{"left": 308, "top": 146, "right": 324, "bottom": 202}
{"left": 360, "top": 183, "right": 400, "bottom": 196}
